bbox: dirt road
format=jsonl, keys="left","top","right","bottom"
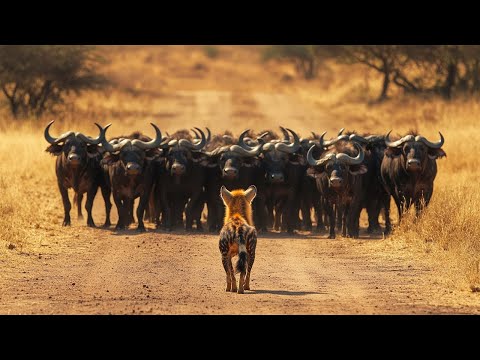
{"left": 2, "top": 216, "right": 479, "bottom": 314}
{"left": 1, "top": 85, "right": 479, "bottom": 314}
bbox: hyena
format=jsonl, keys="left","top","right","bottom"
{"left": 219, "top": 185, "right": 258, "bottom": 294}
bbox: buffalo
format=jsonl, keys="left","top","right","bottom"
{"left": 380, "top": 131, "right": 446, "bottom": 222}
{"left": 101, "top": 123, "right": 164, "bottom": 232}
{"left": 307, "top": 134, "right": 367, "bottom": 239}
{"left": 44, "top": 121, "right": 112, "bottom": 227}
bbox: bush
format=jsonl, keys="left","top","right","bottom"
{"left": 0, "top": 45, "right": 108, "bottom": 118}
{"left": 203, "top": 46, "right": 219, "bottom": 59}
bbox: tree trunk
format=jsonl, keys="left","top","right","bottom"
{"left": 2, "top": 85, "right": 19, "bottom": 118}
{"left": 473, "top": 60, "right": 480, "bottom": 93}
{"left": 304, "top": 58, "right": 316, "bottom": 80}
{"left": 378, "top": 67, "right": 390, "bottom": 101}
{"left": 442, "top": 63, "right": 457, "bottom": 100}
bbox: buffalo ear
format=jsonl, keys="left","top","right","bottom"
{"left": 101, "top": 153, "right": 119, "bottom": 166}
{"left": 428, "top": 148, "right": 447, "bottom": 160}
{"left": 145, "top": 149, "right": 158, "bottom": 161}
{"left": 384, "top": 147, "right": 402, "bottom": 158}
{"left": 46, "top": 144, "right": 63, "bottom": 156}
{"left": 87, "top": 144, "right": 100, "bottom": 158}
{"left": 349, "top": 164, "right": 368, "bottom": 175}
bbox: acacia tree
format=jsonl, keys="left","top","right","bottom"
{"left": 262, "top": 45, "right": 325, "bottom": 80}
{"left": 0, "top": 45, "right": 108, "bottom": 118}
{"left": 339, "top": 45, "right": 409, "bottom": 101}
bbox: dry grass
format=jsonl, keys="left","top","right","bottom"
{"left": 0, "top": 45, "right": 479, "bottom": 290}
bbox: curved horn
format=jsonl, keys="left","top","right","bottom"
{"left": 338, "top": 128, "right": 345, "bottom": 136}
{"left": 280, "top": 126, "right": 290, "bottom": 142}
{"left": 337, "top": 143, "right": 364, "bottom": 166}
{"left": 349, "top": 134, "right": 368, "bottom": 145}
{"left": 230, "top": 143, "right": 262, "bottom": 157}
{"left": 100, "top": 123, "right": 117, "bottom": 153}
{"left": 258, "top": 132, "right": 270, "bottom": 139}
{"left": 76, "top": 122, "right": 109, "bottom": 145}
{"left": 365, "top": 135, "right": 385, "bottom": 143}
{"left": 131, "top": 123, "right": 163, "bottom": 149}
{"left": 276, "top": 128, "right": 300, "bottom": 154}
{"left": 323, "top": 132, "right": 350, "bottom": 147}
{"left": 415, "top": 132, "right": 444, "bottom": 149}
{"left": 206, "top": 127, "right": 211, "bottom": 143}
{"left": 44, "top": 120, "right": 75, "bottom": 144}
{"left": 179, "top": 127, "right": 206, "bottom": 150}
{"left": 204, "top": 145, "right": 230, "bottom": 157}
{"left": 307, "top": 144, "right": 335, "bottom": 167}
{"left": 385, "top": 131, "right": 415, "bottom": 148}
{"left": 307, "top": 145, "right": 320, "bottom": 166}
{"left": 238, "top": 129, "right": 252, "bottom": 150}
{"left": 191, "top": 128, "right": 201, "bottom": 140}
{"left": 44, "top": 120, "right": 57, "bottom": 144}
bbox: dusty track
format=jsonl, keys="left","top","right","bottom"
{"left": 1, "top": 215, "right": 479, "bottom": 314}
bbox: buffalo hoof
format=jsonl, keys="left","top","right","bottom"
{"left": 87, "top": 222, "right": 96, "bottom": 228}
{"left": 244, "top": 284, "right": 250, "bottom": 291}
{"left": 102, "top": 222, "right": 111, "bottom": 229}
{"left": 136, "top": 226, "right": 146, "bottom": 233}
{"left": 62, "top": 220, "right": 71, "bottom": 227}
{"left": 237, "top": 288, "right": 244, "bottom": 294}
{"left": 315, "top": 226, "right": 326, "bottom": 233}
{"left": 115, "top": 224, "right": 126, "bottom": 231}
{"left": 328, "top": 234, "right": 336, "bottom": 239}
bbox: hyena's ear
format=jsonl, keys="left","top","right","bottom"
{"left": 220, "top": 186, "right": 232, "bottom": 205}
{"left": 244, "top": 185, "right": 257, "bottom": 203}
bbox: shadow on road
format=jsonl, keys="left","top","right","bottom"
{"left": 250, "top": 289, "right": 324, "bottom": 296}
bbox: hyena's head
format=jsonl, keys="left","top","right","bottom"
{"left": 220, "top": 185, "right": 257, "bottom": 225}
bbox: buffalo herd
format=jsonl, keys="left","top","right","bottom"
{"left": 45, "top": 121, "right": 446, "bottom": 238}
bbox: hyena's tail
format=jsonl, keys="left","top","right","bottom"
{"left": 236, "top": 226, "right": 247, "bottom": 274}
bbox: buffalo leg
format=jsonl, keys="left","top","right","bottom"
{"left": 336, "top": 204, "right": 343, "bottom": 231}
{"left": 113, "top": 194, "right": 126, "bottom": 230}
{"left": 348, "top": 201, "right": 362, "bottom": 239}
{"left": 186, "top": 191, "right": 202, "bottom": 231}
{"left": 85, "top": 186, "right": 98, "bottom": 228}
{"left": 77, "top": 193, "right": 83, "bottom": 220}
{"left": 137, "top": 184, "right": 153, "bottom": 232}
{"left": 301, "top": 198, "right": 313, "bottom": 232}
{"left": 382, "top": 193, "right": 392, "bottom": 235}
{"left": 342, "top": 204, "right": 349, "bottom": 237}
{"left": 58, "top": 182, "right": 71, "bottom": 227}
{"left": 314, "top": 197, "right": 326, "bottom": 232}
{"left": 100, "top": 183, "right": 112, "bottom": 228}
{"left": 325, "top": 203, "right": 335, "bottom": 239}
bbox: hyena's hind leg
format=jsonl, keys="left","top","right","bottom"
{"left": 244, "top": 239, "right": 257, "bottom": 291}
{"left": 221, "top": 254, "right": 237, "bottom": 292}
{"left": 221, "top": 254, "right": 232, "bottom": 292}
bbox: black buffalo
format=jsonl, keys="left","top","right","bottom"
{"left": 159, "top": 128, "right": 208, "bottom": 231}
{"left": 307, "top": 134, "right": 367, "bottom": 239}
{"left": 44, "top": 121, "right": 111, "bottom": 227}
{"left": 101, "top": 123, "right": 164, "bottom": 232}
{"left": 380, "top": 131, "right": 446, "bottom": 222}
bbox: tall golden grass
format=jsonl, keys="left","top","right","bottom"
{"left": 0, "top": 45, "right": 478, "bottom": 290}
